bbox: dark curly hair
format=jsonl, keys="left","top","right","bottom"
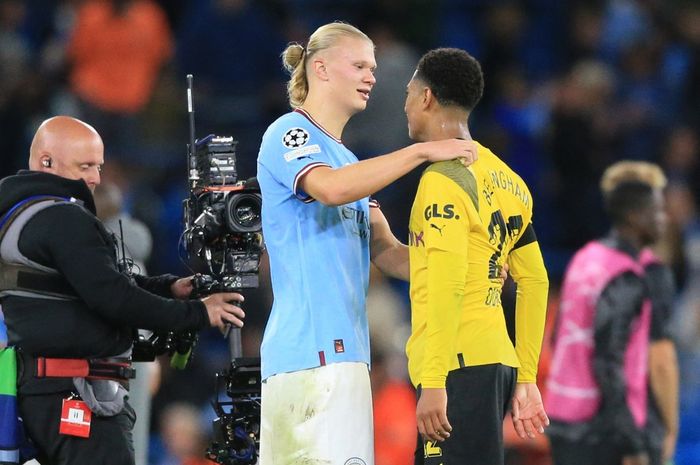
{"left": 414, "top": 48, "right": 484, "bottom": 111}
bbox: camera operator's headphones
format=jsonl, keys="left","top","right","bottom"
{"left": 42, "top": 158, "right": 52, "bottom": 168}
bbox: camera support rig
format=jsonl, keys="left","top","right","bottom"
{"left": 183, "top": 75, "right": 263, "bottom": 465}
{"left": 206, "top": 342, "right": 261, "bottom": 464}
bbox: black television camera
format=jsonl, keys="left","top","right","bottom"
{"left": 180, "top": 75, "right": 263, "bottom": 465}
{"left": 131, "top": 76, "right": 263, "bottom": 375}
{"left": 185, "top": 137, "right": 263, "bottom": 465}
{"left": 131, "top": 75, "right": 264, "bottom": 463}
{"left": 183, "top": 134, "right": 263, "bottom": 295}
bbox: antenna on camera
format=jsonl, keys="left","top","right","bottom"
{"left": 187, "top": 74, "right": 198, "bottom": 181}
{"left": 119, "top": 219, "right": 128, "bottom": 272}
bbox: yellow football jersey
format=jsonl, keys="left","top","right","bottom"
{"left": 407, "top": 142, "right": 549, "bottom": 389}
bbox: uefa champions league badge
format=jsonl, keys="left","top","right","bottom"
{"left": 282, "top": 128, "right": 310, "bottom": 149}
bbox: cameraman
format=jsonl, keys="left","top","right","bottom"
{"left": 0, "top": 116, "right": 245, "bottom": 465}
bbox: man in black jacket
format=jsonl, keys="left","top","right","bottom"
{"left": 0, "top": 116, "right": 245, "bottom": 465}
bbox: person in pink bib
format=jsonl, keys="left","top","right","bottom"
{"left": 545, "top": 162, "right": 668, "bottom": 465}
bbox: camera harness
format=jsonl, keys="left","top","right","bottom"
{"left": 0, "top": 196, "right": 135, "bottom": 389}
{"left": 0, "top": 196, "right": 83, "bottom": 300}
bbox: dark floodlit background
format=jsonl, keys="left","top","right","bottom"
{"left": 1, "top": 1, "right": 700, "bottom": 464}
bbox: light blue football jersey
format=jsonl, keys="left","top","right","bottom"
{"left": 257, "top": 109, "right": 372, "bottom": 380}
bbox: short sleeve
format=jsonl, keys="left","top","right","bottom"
{"left": 258, "top": 120, "right": 333, "bottom": 201}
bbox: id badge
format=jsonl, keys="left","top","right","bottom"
{"left": 59, "top": 397, "right": 92, "bottom": 438}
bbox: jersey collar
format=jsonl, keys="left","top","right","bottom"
{"left": 293, "top": 108, "right": 343, "bottom": 144}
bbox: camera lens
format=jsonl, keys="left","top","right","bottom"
{"left": 225, "top": 193, "right": 262, "bottom": 233}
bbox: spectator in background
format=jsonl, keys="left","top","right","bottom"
{"left": 0, "top": 2, "right": 28, "bottom": 338}
{"left": 344, "top": 19, "right": 420, "bottom": 241}
{"left": 344, "top": 20, "right": 418, "bottom": 157}
{"left": 67, "top": 0, "right": 173, "bottom": 164}
{"left": 176, "top": 0, "right": 286, "bottom": 176}
{"left": 0, "top": 0, "right": 32, "bottom": 178}
{"left": 564, "top": 3, "right": 605, "bottom": 67}
{"left": 156, "top": 402, "right": 211, "bottom": 465}
{"left": 615, "top": 39, "right": 667, "bottom": 161}
{"left": 371, "top": 345, "right": 417, "bottom": 465}
{"left": 547, "top": 59, "right": 616, "bottom": 250}
{"left": 678, "top": 4, "right": 700, "bottom": 131}
{"left": 366, "top": 266, "right": 416, "bottom": 465}
{"left": 600, "top": 161, "right": 679, "bottom": 465}
{"left": 667, "top": 182, "right": 700, "bottom": 354}
{"left": 94, "top": 181, "right": 153, "bottom": 274}
{"left": 661, "top": 126, "right": 700, "bottom": 206}
{"left": 657, "top": 127, "right": 700, "bottom": 289}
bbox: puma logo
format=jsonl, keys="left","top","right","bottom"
{"left": 430, "top": 223, "right": 445, "bottom": 235}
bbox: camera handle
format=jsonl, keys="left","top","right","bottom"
{"left": 227, "top": 326, "right": 243, "bottom": 360}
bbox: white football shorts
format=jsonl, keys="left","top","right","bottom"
{"left": 259, "top": 361, "right": 374, "bottom": 465}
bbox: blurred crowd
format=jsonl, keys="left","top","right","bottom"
{"left": 2, "top": 0, "right": 700, "bottom": 464}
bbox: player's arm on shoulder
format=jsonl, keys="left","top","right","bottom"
{"left": 507, "top": 224, "right": 548, "bottom": 383}
{"left": 369, "top": 206, "right": 408, "bottom": 281}
{"left": 300, "top": 161, "right": 409, "bottom": 206}
{"left": 300, "top": 140, "right": 477, "bottom": 207}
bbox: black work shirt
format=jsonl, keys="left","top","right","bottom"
{"left": 0, "top": 171, "right": 208, "bottom": 359}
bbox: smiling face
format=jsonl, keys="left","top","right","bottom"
{"left": 318, "top": 35, "right": 376, "bottom": 117}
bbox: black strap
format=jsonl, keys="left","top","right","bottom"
{"left": 14, "top": 266, "right": 77, "bottom": 297}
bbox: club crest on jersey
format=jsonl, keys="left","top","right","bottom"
{"left": 282, "top": 127, "right": 310, "bottom": 149}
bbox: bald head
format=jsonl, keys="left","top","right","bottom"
{"left": 29, "top": 116, "right": 104, "bottom": 192}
